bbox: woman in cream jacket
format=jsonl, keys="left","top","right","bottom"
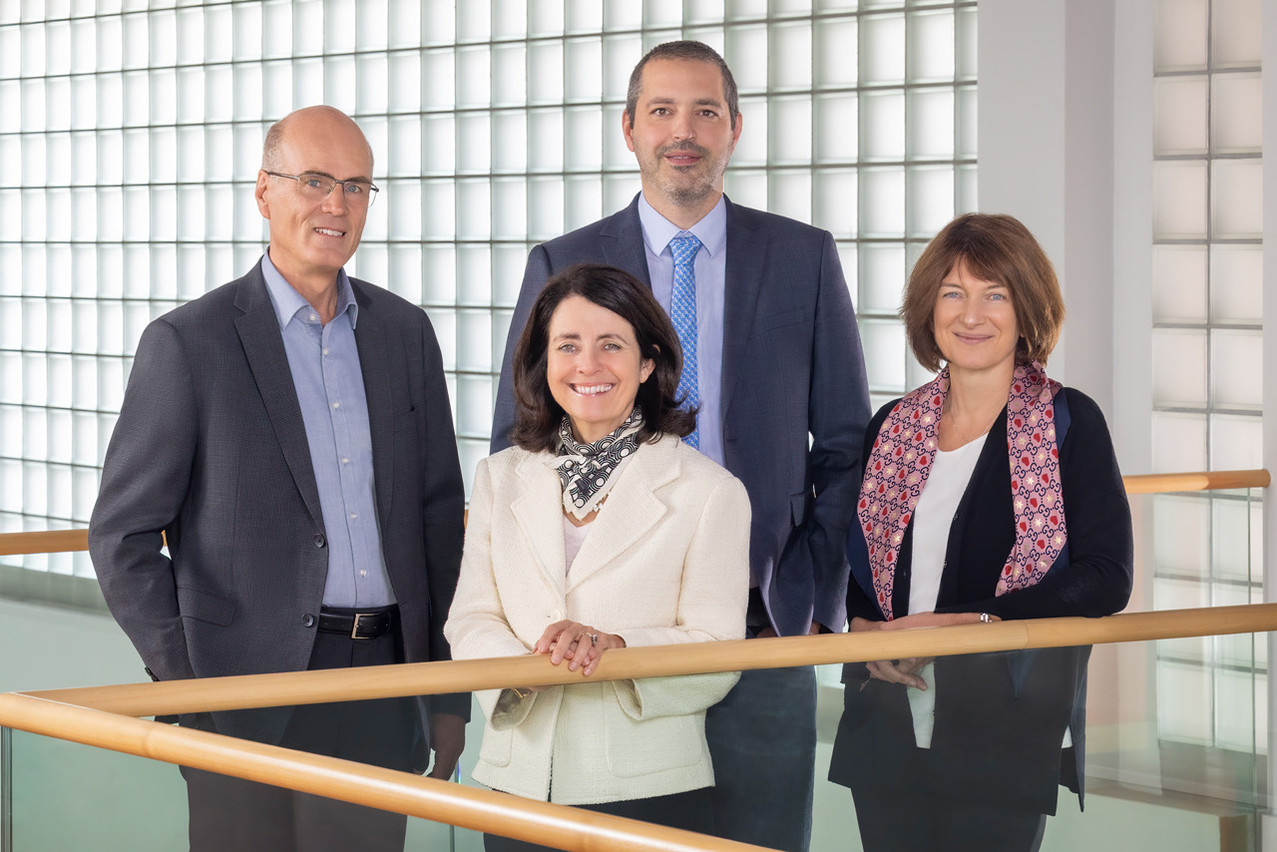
{"left": 445, "top": 264, "right": 749, "bottom": 849}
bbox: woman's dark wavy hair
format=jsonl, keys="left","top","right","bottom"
{"left": 511, "top": 263, "right": 696, "bottom": 453}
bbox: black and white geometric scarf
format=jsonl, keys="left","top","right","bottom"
{"left": 552, "top": 407, "right": 644, "bottom": 520}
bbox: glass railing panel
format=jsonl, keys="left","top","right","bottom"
{"left": 812, "top": 636, "right": 1264, "bottom": 852}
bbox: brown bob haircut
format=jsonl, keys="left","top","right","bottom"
{"left": 903, "top": 213, "right": 1066, "bottom": 372}
{"left": 510, "top": 263, "right": 696, "bottom": 453}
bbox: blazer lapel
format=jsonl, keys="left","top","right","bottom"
{"left": 351, "top": 281, "right": 396, "bottom": 529}
{"left": 566, "top": 440, "right": 678, "bottom": 592}
{"left": 599, "top": 196, "right": 653, "bottom": 287}
{"left": 233, "top": 268, "right": 324, "bottom": 528}
{"left": 512, "top": 454, "right": 570, "bottom": 597}
{"left": 720, "top": 198, "right": 767, "bottom": 418}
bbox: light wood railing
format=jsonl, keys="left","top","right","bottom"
{"left": 0, "top": 467, "right": 1270, "bottom": 850}
{"left": 2, "top": 603, "right": 1277, "bottom": 851}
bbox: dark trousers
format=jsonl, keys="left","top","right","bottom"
{"left": 183, "top": 622, "right": 418, "bottom": 852}
{"left": 482, "top": 787, "right": 714, "bottom": 851}
{"left": 705, "top": 664, "right": 818, "bottom": 852}
{"left": 850, "top": 787, "right": 1047, "bottom": 852}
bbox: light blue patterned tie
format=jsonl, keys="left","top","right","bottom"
{"left": 669, "top": 232, "right": 702, "bottom": 449}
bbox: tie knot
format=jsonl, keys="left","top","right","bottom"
{"left": 669, "top": 232, "right": 702, "bottom": 266}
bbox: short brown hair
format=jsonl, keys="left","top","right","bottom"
{"left": 625, "top": 40, "right": 739, "bottom": 129}
{"left": 902, "top": 213, "right": 1065, "bottom": 372}
{"left": 510, "top": 264, "right": 696, "bottom": 453}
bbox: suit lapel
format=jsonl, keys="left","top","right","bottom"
{"left": 720, "top": 199, "right": 767, "bottom": 417}
{"left": 233, "top": 268, "right": 324, "bottom": 528}
{"left": 513, "top": 454, "right": 570, "bottom": 597}
{"left": 566, "top": 439, "right": 678, "bottom": 592}
{"left": 351, "top": 281, "right": 396, "bottom": 529}
{"left": 599, "top": 196, "right": 653, "bottom": 287}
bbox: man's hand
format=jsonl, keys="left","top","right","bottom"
{"left": 426, "top": 712, "right": 467, "bottom": 780}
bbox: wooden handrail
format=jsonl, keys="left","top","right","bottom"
{"left": 4, "top": 603, "right": 1276, "bottom": 850}
{"left": 1122, "top": 468, "right": 1269, "bottom": 494}
{"left": 0, "top": 692, "right": 773, "bottom": 852}
{"left": 27, "top": 603, "right": 1277, "bottom": 718}
{"left": 0, "top": 469, "right": 1266, "bottom": 558}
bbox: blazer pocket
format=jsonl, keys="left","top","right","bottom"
{"left": 478, "top": 724, "right": 513, "bottom": 768}
{"left": 790, "top": 490, "right": 809, "bottom": 527}
{"left": 604, "top": 711, "right": 701, "bottom": 778}
{"left": 175, "top": 586, "right": 236, "bottom": 626}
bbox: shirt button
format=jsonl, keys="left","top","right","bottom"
{"left": 341, "top": 458, "right": 350, "bottom": 464}
{"left": 313, "top": 534, "right": 326, "bottom": 548}
{"left": 360, "top": 569, "right": 368, "bottom": 577}
{"left": 308, "top": 313, "right": 317, "bottom": 322}
{"left": 332, "top": 402, "right": 340, "bottom": 409}
{"left": 302, "top": 613, "right": 316, "bottom": 627}
{"left": 322, "top": 348, "right": 329, "bottom": 356}
{"left": 349, "top": 512, "right": 358, "bottom": 520}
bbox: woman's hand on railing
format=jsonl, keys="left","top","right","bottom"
{"left": 852, "top": 612, "right": 1000, "bottom": 690}
{"left": 534, "top": 620, "right": 627, "bottom": 677}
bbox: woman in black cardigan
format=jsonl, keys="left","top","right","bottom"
{"left": 828, "top": 213, "right": 1133, "bottom": 852}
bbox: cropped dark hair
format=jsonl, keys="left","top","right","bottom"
{"left": 625, "top": 40, "right": 739, "bottom": 128}
{"left": 903, "top": 213, "right": 1066, "bottom": 372}
{"left": 510, "top": 264, "right": 696, "bottom": 452}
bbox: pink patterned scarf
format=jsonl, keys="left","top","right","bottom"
{"left": 857, "top": 361, "right": 1067, "bottom": 620}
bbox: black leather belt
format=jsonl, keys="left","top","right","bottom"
{"left": 318, "top": 606, "right": 398, "bottom": 640}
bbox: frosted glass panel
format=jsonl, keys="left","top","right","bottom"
{"left": 858, "top": 244, "right": 905, "bottom": 315}
{"left": 1153, "top": 495, "right": 1210, "bottom": 578}
{"left": 1152, "top": 328, "right": 1207, "bottom": 407}
{"left": 860, "top": 167, "right": 905, "bottom": 238}
{"left": 861, "top": 92, "right": 904, "bottom": 162}
{"left": 1152, "top": 160, "right": 1208, "bottom": 239}
{"left": 907, "top": 9, "right": 954, "bottom": 84}
{"left": 1211, "top": 497, "right": 1257, "bottom": 581}
{"left": 770, "top": 23, "right": 812, "bottom": 90}
{"left": 1211, "top": 0, "right": 1262, "bottom": 68}
{"left": 1154, "top": 76, "right": 1208, "bottom": 155}
{"left": 1151, "top": 411, "right": 1208, "bottom": 472}
{"left": 908, "top": 89, "right": 955, "bottom": 160}
{"left": 1152, "top": 245, "right": 1207, "bottom": 323}
{"left": 769, "top": 97, "right": 813, "bottom": 164}
{"left": 860, "top": 318, "right": 906, "bottom": 392}
{"left": 861, "top": 14, "right": 905, "bottom": 86}
{"left": 1209, "top": 329, "right": 1262, "bottom": 409}
{"left": 1211, "top": 72, "right": 1262, "bottom": 153}
{"left": 1155, "top": 0, "right": 1208, "bottom": 71}
{"left": 1210, "top": 413, "right": 1262, "bottom": 469}
{"left": 1211, "top": 159, "right": 1262, "bottom": 239}
{"left": 816, "top": 19, "right": 857, "bottom": 87}
{"left": 1210, "top": 244, "right": 1262, "bottom": 323}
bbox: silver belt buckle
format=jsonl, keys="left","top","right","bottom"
{"left": 350, "top": 611, "right": 377, "bottom": 640}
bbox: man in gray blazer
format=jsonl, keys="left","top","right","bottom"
{"left": 89, "top": 106, "right": 467, "bottom": 851}
{"left": 490, "top": 42, "right": 871, "bottom": 851}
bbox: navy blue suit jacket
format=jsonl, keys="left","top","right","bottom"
{"left": 491, "top": 195, "right": 871, "bottom": 635}
{"left": 89, "top": 262, "right": 468, "bottom": 745}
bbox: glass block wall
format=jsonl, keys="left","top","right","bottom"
{"left": 0, "top": 0, "right": 976, "bottom": 584}
{"left": 1150, "top": 0, "right": 1265, "bottom": 753}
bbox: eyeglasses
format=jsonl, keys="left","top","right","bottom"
{"left": 264, "top": 171, "right": 380, "bottom": 207}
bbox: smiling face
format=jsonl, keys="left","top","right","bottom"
{"left": 547, "top": 295, "right": 655, "bottom": 444}
{"left": 255, "top": 107, "right": 373, "bottom": 292}
{"left": 932, "top": 257, "right": 1021, "bottom": 379}
{"left": 622, "top": 57, "right": 742, "bottom": 224}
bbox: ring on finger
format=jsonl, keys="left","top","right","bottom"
{"left": 589, "top": 633, "right": 599, "bottom": 646}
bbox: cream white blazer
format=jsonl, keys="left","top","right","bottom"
{"left": 445, "top": 435, "right": 750, "bottom": 805}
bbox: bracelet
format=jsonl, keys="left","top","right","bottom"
{"left": 979, "top": 612, "right": 992, "bottom": 624}
{"left": 511, "top": 687, "right": 531, "bottom": 699}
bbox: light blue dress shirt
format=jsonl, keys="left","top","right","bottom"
{"left": 638, "top": 193, "right": 728, "bottom": 466}
{"left": 260, "top": 252, "right": 394, "bottom": 608}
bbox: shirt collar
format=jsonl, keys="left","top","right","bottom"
{"left": 260, "top": 251, "right": 359, "bottom": 329}
{"left": 637, "top": 193, "right": 728, "bottom": 258}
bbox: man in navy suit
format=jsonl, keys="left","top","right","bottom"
{"left": 490, "top": 41, "right": 871, "bottom": 851}
{"left": 89, "top": 106, "right": 467, "bottom": 851}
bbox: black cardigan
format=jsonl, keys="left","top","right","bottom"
{"left": 829, "top": 387, "right": 1133, "bottom": 814}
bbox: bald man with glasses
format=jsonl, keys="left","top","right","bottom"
{"left": 90, "top": 105, "right": 467, "bottom": 851}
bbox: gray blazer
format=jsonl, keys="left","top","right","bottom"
{"left": 89, "top": 261, "right": 467, "bottom": 744}
{"left": 491, "top": 195, "right": 872, "bottom": 635}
